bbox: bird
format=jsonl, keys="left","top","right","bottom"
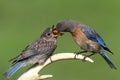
{"left": 3, "top": 26, "right": 62, "bottom": 78}
{"left": 55, "top": 19, "right": 116, "bottom": 69}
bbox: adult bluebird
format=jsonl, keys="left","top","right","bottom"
{"left": 56, "top": 19, "right": 116, "bottom": 69}
{"left": 3, "top": 26, "right": 62, "bottom": 78}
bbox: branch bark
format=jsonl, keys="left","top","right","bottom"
{"left": 17, "top": 53, "right": 94, "bottom": 80}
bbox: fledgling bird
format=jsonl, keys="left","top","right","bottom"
{"left": 56, "top": 19, "right": 116, "bottom": 69}
{"left": 3, "top": 26, "right": 62, "bottom": 78}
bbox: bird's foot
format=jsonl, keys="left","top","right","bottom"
{"left": 74, "top": 51, "right": 87, "bottom": 59}
{"left": 49, "top": 57, "right": 53, "bottom": 63}
{"left": 82, "top": 53, "right": 94, "bottom": 62}
{"left": 82, "top": 56, "right": 88, "bottom": 62}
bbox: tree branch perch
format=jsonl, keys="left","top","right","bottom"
{"left": 17, "top": 53, "right": 94, "bottom": 80}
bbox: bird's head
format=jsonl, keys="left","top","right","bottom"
{"left": 55, "top": 19, "right": 80, "bottom": 32}
{"left": 41, "top": 25, "right": 63, "bottom": 39}
{"left": 52, "top": 25, "right": 64, "bottom": 37}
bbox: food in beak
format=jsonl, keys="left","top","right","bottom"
{"left": 52, "top": 28, "right": 63, "bottom": 36}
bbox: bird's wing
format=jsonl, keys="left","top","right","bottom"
{"left": 82, "top": 26, "right": 113, "bottom": 54}
{"left": 10, "top": 39, "right": 57, "bottom": 63}
{"left": 82, "top": 26, "right": 106, "bottom": 47}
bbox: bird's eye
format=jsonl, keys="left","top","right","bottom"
{"left": 46, "top": 33, "right": 51, "bottom": 36}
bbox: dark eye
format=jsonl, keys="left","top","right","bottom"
{"left": 46, "top": 33, "right": 51, "bottom": 36}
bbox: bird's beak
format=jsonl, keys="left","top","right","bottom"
{"left": 52, "top": 28, "right": 64, "bottom": 36}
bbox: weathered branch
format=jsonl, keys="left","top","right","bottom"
{"left": 17, "top": 53, "right": 94, "bottom": 80}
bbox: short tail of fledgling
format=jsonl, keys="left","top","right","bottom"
{"left": 3, "top": 61, "right": 25, "bottom": 78}
{"left": 100, "top": 49, "right": 117, "bottom": 69}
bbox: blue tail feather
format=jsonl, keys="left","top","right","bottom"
{"left": 100, "top": 48, "right": 116, "bottom": 69}
{"left": 3, "top": 61, "right": 25, "bottom": 78}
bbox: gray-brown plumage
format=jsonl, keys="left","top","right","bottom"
{"left": 3, "top": 26, "right": 61, "bottom": 78}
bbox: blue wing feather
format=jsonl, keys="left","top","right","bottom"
{"left": 82, "top": 26, "right": 113, "bottom": 54}
{"left": 82, "top": 26, "right": 106, "bottom": 47}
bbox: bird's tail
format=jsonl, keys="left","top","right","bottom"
{"left": 100, "top": 48, "right": 117, "bottom": 69}
{"left": 3, "top": 61, "right": 25, "bottom": 78}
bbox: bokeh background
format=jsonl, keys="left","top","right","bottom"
{"left": 0, "top": 0, "right": 120, "bottom": 80}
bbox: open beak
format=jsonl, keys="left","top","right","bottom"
{"left": 51, "top": 25, "right": 64, "bottom": 37}
{"left": 52, "top": 28, "right": 64, "bottom": 36}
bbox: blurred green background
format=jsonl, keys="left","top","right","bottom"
{"left": 0, "top": 0, "right": 120, "bottom": 80}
